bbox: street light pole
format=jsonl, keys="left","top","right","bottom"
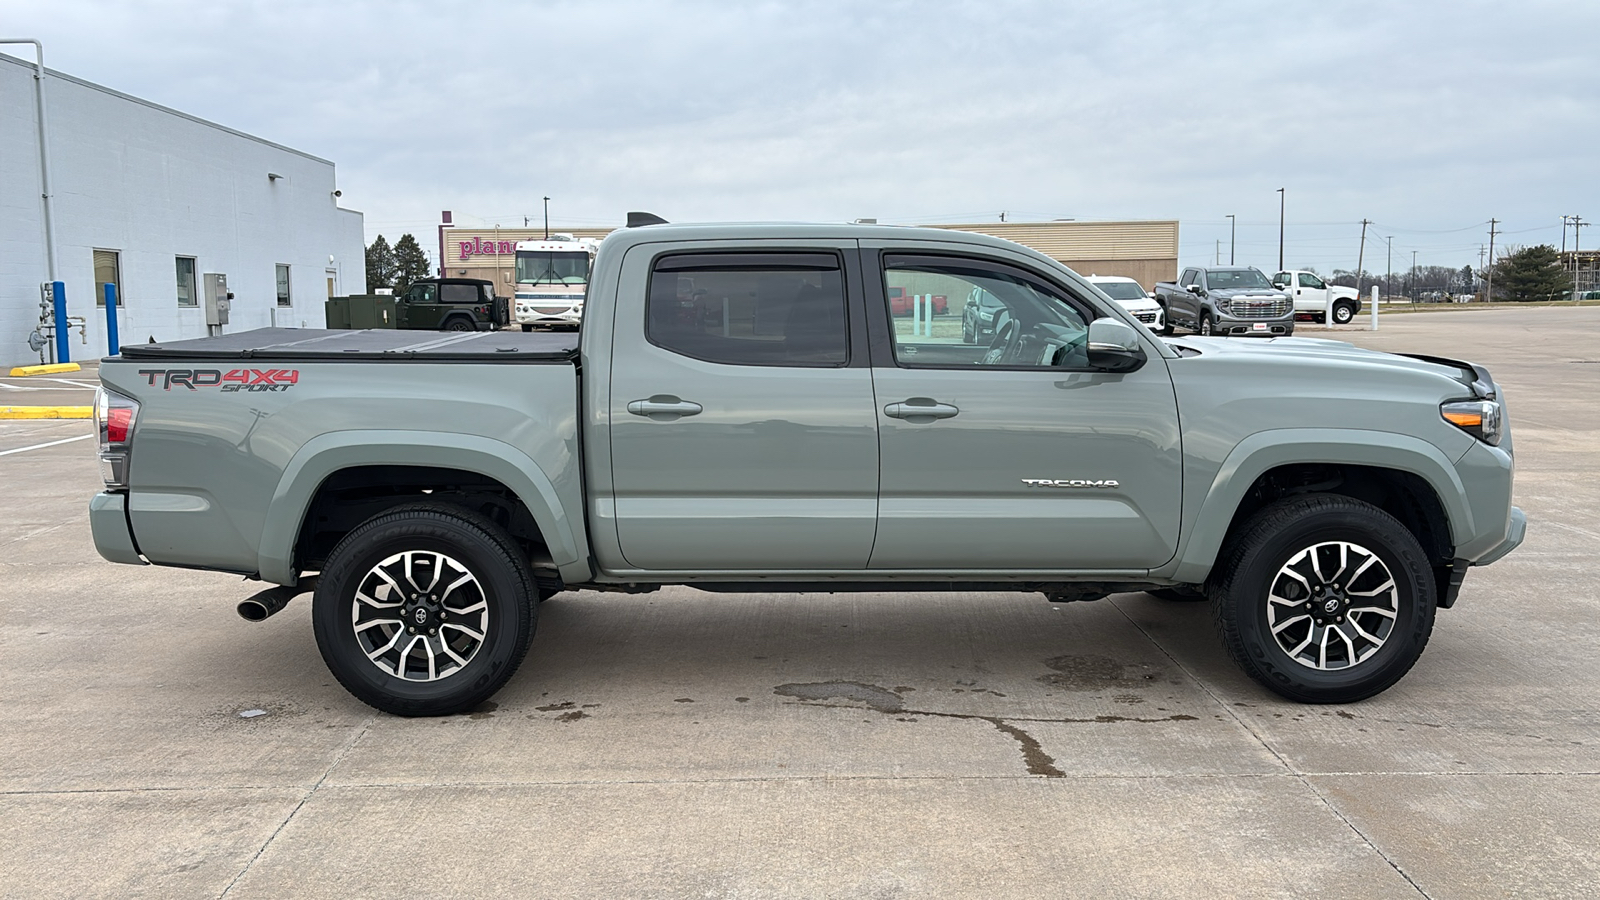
{"left": 542, "top": 196, "right": 550, "bottom": 240}
{"left": 1226, "top": 214, "right": 1236, "bottom": 264}
{"left": 1277, "top": 189, "right": 1285, "bottom": 271}
{"left": 1411, "top": 250, "right": 1418, "bottom": 302}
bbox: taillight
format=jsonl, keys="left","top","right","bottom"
{"left": 93, "top": 388, "right": 139, "bottom": 488}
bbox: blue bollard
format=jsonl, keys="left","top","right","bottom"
{"left": 52, "top": 280, "right": 68, "bottom": 364}
{"left": 103, "top": 282, "right": 120, "bottom": 355}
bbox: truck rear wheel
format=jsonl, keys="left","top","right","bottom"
{"left": 1210, "top": 495, "right": 1435, "bottom": 703}
{"left": 312, "top": 503, "right": 538, "bottom": 716}
{"left": 443, "top": 317, "right": 475, "bottom": 332}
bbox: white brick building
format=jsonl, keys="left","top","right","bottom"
{"left": 1, "top": 51, "right": 365, "bottom": 368}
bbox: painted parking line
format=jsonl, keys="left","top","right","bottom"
{"left": 0, "top": 406, "right": 94, "bottom": 419}
{"left": 0, "top": 433, "right": 94, "bottom": 456}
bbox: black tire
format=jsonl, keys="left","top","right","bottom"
{"left": 1331, "top": 302, "right": 1356, "bottom": 325}
{"left": 1147, "top": 586, "right": 1207, "bottom": 602}
{"left": 312, "top": 503, "right": 537, "bottom": 716}
{"left": 1210, "top": 494, "right": 1435, "bottom": 704}
{"left": 1199, "top": 312, "right": 1214, "bottom": 336}
{"left": 1159, "top": 314, "right": 1174, "bottom": 336}
{"left": 442, "top": 317, "right": 474, "bottom": 332}
{"left": 520, "top": 324, "right": 534, "bottom": 332}
{"left": 962, "top": 315, "right": 975, "bottom": 343}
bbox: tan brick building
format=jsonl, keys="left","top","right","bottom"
{"left": 438, "top": 220, "right": 1179, "bottom": 293}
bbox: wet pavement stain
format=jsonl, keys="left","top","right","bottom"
{"left": 774, "top": 681, "right": 905, "bottom": 713}
{"left": 468, "top": 700, "right": 498, "bottom": 720}
{"left": 1037, "top": 655, "right": 1157, "bottom": 691}
{"left": 775, "top": 681, "right": 1199, "bottom": 779}
{"left": 534, "top": 701, "right": 575, "bottom": 712}
{"left": 556, "top": 710, "right": 588, "bottom": 722}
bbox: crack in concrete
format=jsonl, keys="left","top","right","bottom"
{"left": 216, "top": 716, "right": 374, "bottom": 899}
{"left": 774, "top": 681, "right": 1197, "bottom": 779}
{"left": 1107, "top": 597, "right": 1436, "bottom": 900}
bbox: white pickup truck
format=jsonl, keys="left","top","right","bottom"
{"left": 1272, "top": 270, "right": 1363, "bottom": 325}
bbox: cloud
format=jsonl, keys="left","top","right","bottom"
{"left": 11, "top": 0, "right": 1600, "bottom": 269}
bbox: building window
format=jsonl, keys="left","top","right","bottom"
{"left": 176, "top": 257, "right": 198, "bottom": 307}
{"left": 276, "top": 264, "right": 292, "bottom": 307}
{"left": 94, "top": 249, "right": 121, "bottom": 308}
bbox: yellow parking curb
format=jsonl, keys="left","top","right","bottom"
{"left": 0, "top": 406, "right": 93, "bottom": 419}
{"left": 8, "top": 362, "right": 82, "bottom": 377}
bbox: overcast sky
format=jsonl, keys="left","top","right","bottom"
{"left": 10, "top": 0, "right": 1599, "bottom": 273}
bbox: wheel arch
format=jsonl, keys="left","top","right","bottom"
{"left": 1171, "top": 429, "right": 1471, "bottom": 586}
{"left": 257, "top": 430, "right": 583, "bottom": 586}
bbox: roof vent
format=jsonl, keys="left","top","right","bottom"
{"left": 626, "top": 211, "right": 668, "bottom": 227}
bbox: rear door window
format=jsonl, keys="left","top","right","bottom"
{"left": 441, "top": 283, "right": 479, "bottom": 303}
{"left": 646, "top": 253, "right": 848, "bottom": 367}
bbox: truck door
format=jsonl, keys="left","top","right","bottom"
{"left": 1297, "top": 272, "right": 1330, "bottom": 318}
{"left": 606, "top": 243, "right": 880, "bottom": 570}
{"left": 864, "top": 246, "right": 1181, "bottom": 571}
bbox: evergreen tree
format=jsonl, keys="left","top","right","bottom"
{"left": 392, "top": 234, "right": 433, "bottom": 294}
{"left": 1492, "top": 245, "right": 1571, "bottom": 302}
{"left": 364, "top": 235, "right": 396, "bottom": 293}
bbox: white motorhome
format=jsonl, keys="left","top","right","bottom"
{"left": 513, "top": 235, "right": 599, "bottom": 330}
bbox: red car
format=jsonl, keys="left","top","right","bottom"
{"left": 887, "top": 286, "right": 947, "bottom": 317}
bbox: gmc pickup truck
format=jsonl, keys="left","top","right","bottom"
{"left": 88, "top": 222, "right": 1524, "bottom": 716}
{"left": 1155, "top": 266, "right": 1295, "bottom": 336}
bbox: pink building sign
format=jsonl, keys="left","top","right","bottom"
{"left": 459, "top": 237, "right": 516, "bottom": 260}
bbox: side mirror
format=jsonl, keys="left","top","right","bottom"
{"left": 1086, "top": 318, "right": 1147, "bottom": 372}
{"left": 1186, "top": 284, "right": 1202, "bottom": 294}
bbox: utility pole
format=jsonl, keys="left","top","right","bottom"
{"left": 542, "top": 196, "right": 550, "bottom": 239}
{"left": 1215, "top": 239, "right": 1221, "bottom": 265}
{"left": 1226, "top": 214, "right": 1236, "bottom": 264}
{"left": 1486, "top": 219, "right": 1499, "bottom": 302}
{"left": 1355, "top": 219, "right": 1370, "bottom": 301}
{"left": 524, "top": 216, "right": 529, "bottom": 227}
{"left": 1277, "top": 189, "right": 1285, "bottom": 271}
{"left": 1576, "top": 217, "right": 1588, "bottom": 296}
{"left": 1386, "top": 236, "right": 1393, "bottom": 299}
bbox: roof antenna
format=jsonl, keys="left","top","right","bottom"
{"left": 626, "top": 211, "right": 668, "bottom": 227}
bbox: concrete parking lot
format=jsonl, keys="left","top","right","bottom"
{"left": 2, "top": 307, "right": 1596, "bottom": 898}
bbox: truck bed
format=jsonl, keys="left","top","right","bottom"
{"left": 118, "top": 328, "right": 579, "bottom": 362}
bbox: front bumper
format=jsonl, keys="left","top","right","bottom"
{"left": 89, "top": 492, "right": 145, "bottom": 566}
{"left": 1474, "top": 506, "right": 1526, "bottom": 566}
{"left": 1214, "top": 313, "right": 1294, "bottom": 336}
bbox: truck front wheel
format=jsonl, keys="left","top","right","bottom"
{"left": 1331, "top": 302, "right": 1356, "bottom": 325}
{"left": 1198, "top": 313, "right": 1215, "bottom": 336}
{"left": 312, "top": 503, "right": 538, "bottom": 716}
{"left": 1210, "top": 495, "right": 1435, "bottom": 703}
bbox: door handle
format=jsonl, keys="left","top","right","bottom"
{"left": 627, "top": 396, "right": 703, "bottom": 418}
{"left": 884, "top": 399, "right": 959, "bottom": 420}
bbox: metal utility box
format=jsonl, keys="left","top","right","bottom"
{"left": 203, "top": 273, "right": 231, "bottom": 326}
{"left": 350, "top": 294, "right": 397, "bottom": 329}
{"left": 325, "top": 296, "right": 352, "bottom": 330}
{"left": 326, "top": 295, "right": 397, "bottom": 329}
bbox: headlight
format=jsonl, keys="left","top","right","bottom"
{"left": 1441, "top": 399, "right": 1502, "bottom": 446}
{"left": 1215, "top": 298, "right": 1231, "bottom": 312}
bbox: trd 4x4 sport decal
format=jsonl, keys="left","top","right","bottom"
{"left": 137, "top": 368, "right": 300, "bottom": 392}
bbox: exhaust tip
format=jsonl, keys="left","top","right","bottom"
{"left": 237, "top": 599, "right": 274, "bottom": 622}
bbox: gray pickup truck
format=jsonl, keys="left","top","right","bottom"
{"left": 1155, "top": 266, "right": 1296, "bottom": 337}
{"left": 88, "top": 222, "right": 1524, "bottom": 715}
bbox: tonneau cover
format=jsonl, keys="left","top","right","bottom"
{"left": 116, "top": 328, "right": 579, "bottom": 362}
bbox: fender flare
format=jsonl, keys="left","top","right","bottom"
{"left": 256, "top": 430, "right": 579, "bottom": 585}
{"left": 1168, "top": 428, "right": 1473, "bottom": 584}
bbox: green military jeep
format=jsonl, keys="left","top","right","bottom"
{"left": 396, "top": 278, "right": 508, "bottom": 331}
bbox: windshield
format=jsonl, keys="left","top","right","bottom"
{"left": 1091, "top": 281, "right": 1148, "bottom": 301}
{"left": 515, "top": 251, "right": 590, "bottom": 285}
{"left": 1207, "top": 269, "right": 1273, "bottom": 290}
